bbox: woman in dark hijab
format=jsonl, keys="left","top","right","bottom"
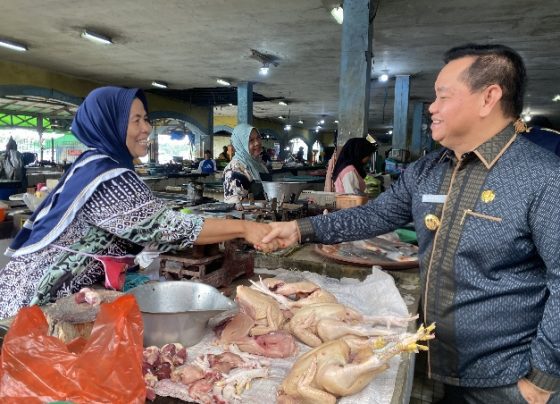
{"left": 332, "top": 138, "right": 377, "bottom": 194}
{"left": 0, "top": 86, "right": 275, "bottom": 319}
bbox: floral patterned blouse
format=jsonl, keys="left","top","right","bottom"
{"left": 0, "top": 170, "right": 204, "bottom": 319}
{"left": 222, "top": 159, "right": 255, "bottom": 204}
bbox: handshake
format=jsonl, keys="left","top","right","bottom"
{"left": 244, "top": 221, "right": 301, "bottom": 253}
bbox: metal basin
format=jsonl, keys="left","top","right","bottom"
{"left": 262, "top": 181, "right": 310, "bottom": 203}
{"left": 0, "top": 324, "right": 8, "bottom": 349}
{"left": 128, "top": 281, "right": 236, "bottom": 347}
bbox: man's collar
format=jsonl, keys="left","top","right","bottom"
{"left": 472, "top": 125, "right": 517, "bottom": 169}
{"left": 438, "top": 125, "right": 517, "bottom": 169}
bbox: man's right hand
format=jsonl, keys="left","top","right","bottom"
{"left": 261, "top": 221, "right": 300, "bottom": 249}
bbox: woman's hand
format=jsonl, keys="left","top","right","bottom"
{"left": 261, "top": 221, "right": 300, "bottom": 249}
{"left": 242, "top": 220, "right": 277, "bottom": 250}
{"left": 195, "top": 218, "right": 282, "bottom": 252}
{"left": 517, "top": 378, "right": 552, "bottom": 404}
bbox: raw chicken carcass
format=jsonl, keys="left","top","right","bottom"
{"left": 170, "top": 364, "right": 205, "bottom": 385}
{"left": 287, "top": 302, "right": 417, "bottom": 347}
{"left": 235, "top": 285, "right": 286, "bottom": 336}
{"left": 277, "top": 324, "right": 435, "bottom": 404}
{"left": 217, "top": 311, "right": 297, "bottom": 358}
{"left": 250, "top": 279, "right": 338, "bottom": 310}
{"left": 286, "top": 303, "right": 363, "bottom": 347}
{"left": 216, "top": 285, "right": 298, "bottom": 358}
{"left": 234, "top": 330, "right": 298, "bottom": 358}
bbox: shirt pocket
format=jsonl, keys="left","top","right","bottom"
{"left": 460, "top": 209, "right": 503, "bottom": 225}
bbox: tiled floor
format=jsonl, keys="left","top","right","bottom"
{"left": 410, "top": 352, "right": 445, "bottom": 404}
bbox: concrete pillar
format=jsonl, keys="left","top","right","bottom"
{"left": 337, "top": 0, "right": 374, "bottom": 146}
{"left": 410, "top": 102, "right": 425, "bottom": 159}
{"left": 392, "top": 75, "right": 410, "bottom": 150}
{"left": 37, "top": 113, "right": 44, "bottom": 161}
{"left": 206, "top": 106, "right": 214, "bottom": 156}
{"left": 237, "top": 82, "right": 253, "bottom": 125}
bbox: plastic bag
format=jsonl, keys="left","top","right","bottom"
{"left": 0, "top": 295, "right": 145, "bottom": 403}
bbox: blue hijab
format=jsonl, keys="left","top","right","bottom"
{"left": 231, "top": 124, "right": 268, "bottom": 181}
{"left": 7, "top": 86, "right": 148, "bottom": 257}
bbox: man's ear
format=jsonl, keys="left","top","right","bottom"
{"left": 480, "top": 84, "right": 503, "bottom": 117}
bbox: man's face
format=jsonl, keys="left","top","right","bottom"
{"left": 428, "top": 56, "right": 483, "bottom": 150}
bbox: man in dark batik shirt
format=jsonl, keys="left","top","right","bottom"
{"left": 263, "top": 44, "right": 560, "bottom": 404}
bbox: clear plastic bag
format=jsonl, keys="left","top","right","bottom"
{"left": 0, "top": 295, "right": 145, "bottom": 403}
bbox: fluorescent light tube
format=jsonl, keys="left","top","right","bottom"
{"left": 0, "top": 39, "right": 27, "bottom": 52}
{"left": 151, "top": 81, "right": 168, "bottom": 89}
{"left": 81, "top": 30, "right": 112, "bottom": 45}
{"left": 216, "top": 78, "right": 231, "bottom": 86}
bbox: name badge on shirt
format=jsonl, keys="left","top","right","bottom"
{"left": 422, "top": 194, "right": 447, "bottom": 204}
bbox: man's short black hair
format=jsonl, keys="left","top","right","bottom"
{"left": 444, "top": 43, "right": 526, "bottom": 118}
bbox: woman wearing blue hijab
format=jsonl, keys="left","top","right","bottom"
{"left": 0, "top": 87, "right": 275, "bottom": 319}
{"left": 223, "top": 124, "right": 269, "bottom": 205}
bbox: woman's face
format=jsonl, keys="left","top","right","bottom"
{"left": 248, "top": 129, "right": 262, "bottom": 158}
{"left": 126, "top": 98, "right": 152, "bottom": 158}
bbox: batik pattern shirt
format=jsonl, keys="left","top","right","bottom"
{"left": 0, "top": 170, "right": 204, "bottom": 319}
{"left": 297, "top": 126, "right": 560, "bottom": 391}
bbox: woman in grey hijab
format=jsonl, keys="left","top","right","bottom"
{"left": 223, "top": 124, "right": 269, "bottom": 205}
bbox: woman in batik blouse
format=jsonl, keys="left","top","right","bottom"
{"left": 222, "top": 124, "right": 269, "bottom": 206}
{"left": 0, "top": 87, "right": 275, "bottom": 319}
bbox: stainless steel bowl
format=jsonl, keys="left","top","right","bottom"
{"left": 128, "top": 281, "right": 236, "bottom": 347}
{"left": 262, "top": 181, "right": 310, "bottom": 203}
{"left": 0, "top": 324, "right": 8, "bottom": 349}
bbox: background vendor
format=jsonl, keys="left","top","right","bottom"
{"left": 223, "top": 123, "right": 270, "bottom": 206}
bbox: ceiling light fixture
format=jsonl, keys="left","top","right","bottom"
{"left": 553, "top": 94, "right": 560, "bottom": 102}
{"left": 259, "top": 64, "right": 269, "bottom": 76}
{"left": 522, "top": 113, "right": 532, "bottom": 122}
{"left": 250, "top": 49, "right": 280, "bottom": 76}
{"left": 330, "top": 6, "right": 343, "bottom": 24}
{"left": 151, "top": 81, "right": 168, "bottom": 89}
{"left": 284, "top": 124, "right": 292, "bottom": 131}
{"left": 0, "top": 38, "right": 28, "bottom": 52}
{"left": 81, "top": 29, "right": 113, "bottom": 45}
{"left": 278, "top": 101, "right": 288, "bottom": 106}
{"left": 379, "top": 72, "right": 389, "bottom": 82}
{"left": 334, "top": 120, "right": 339, "bottom": 124}
{"left": 319, "top": 119, "right": 325, "bottom": 124}
{"left": 216, "top": 78, "right": 231, "bottom": 86}
{"left": 297, "top": 120, "right": 304, "bottom": 124}
{"left": 278, "top": 115, "right": 286, "bottom": 119}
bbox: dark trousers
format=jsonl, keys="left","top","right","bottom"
{"left": 437, "top": 383, "right": 560, "bottom": 404}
